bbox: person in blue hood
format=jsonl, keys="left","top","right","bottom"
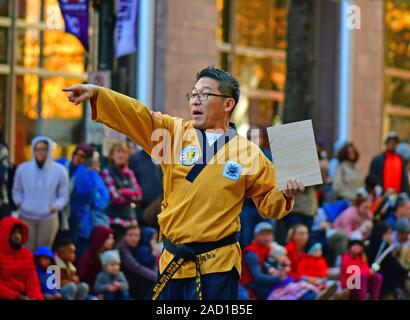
{"left": 133, "top": 227, "right": 160, "bottom": 270}
{"left": 34, "top": 246, "right": 62, "bottom": 300}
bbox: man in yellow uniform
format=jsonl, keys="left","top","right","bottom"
{"left": 63, "top": 66, "right": 305, "bottom": 300}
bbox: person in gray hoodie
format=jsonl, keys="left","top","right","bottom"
{"left": 12, "top": 136, "right": 69, "bottom": 251}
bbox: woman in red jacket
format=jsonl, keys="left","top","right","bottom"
{"left": 285, "top": 224, "right": 309, "bottom": 280}
{"left": 296, "top": 243, "right": 328, "bottom": 287}
{"left": 340, "top": 238, "right": 383, "bottom": 300}
{"left": 0, "top": 216, "right": 43, "bottom": 300}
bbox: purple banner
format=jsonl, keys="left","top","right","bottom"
{"left": 58, "top": 0, "right": 89, "bottom": 51}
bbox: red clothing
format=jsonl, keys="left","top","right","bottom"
{"left": 340, "top": 251, "right": 371, "bottom": 289}
{"left": 240, "top": 241, "right": 270, "bottom": 286}
{"left": 101, "top": 166, "right": 142, "bottom": 205}
{"left": 285, "top": 240, "right": 307, "bottom": 280}
{"left": 0, "top": 217, "right": 43, "bottom": 300}
{"left": 77, "top": 225, "right": 114, "bottom": 292}
{"left": 296, "top": 255, "right": 328, "bottom": 279}
{"left": 383, "top": 151, "right": 402, "bottom": 194}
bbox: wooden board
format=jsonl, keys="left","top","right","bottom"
{"left": 267, "top": 119, "right": 323, "bottom": 191}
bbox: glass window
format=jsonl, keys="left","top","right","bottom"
{"left": 235, "top": 0, "right": 288, "bottom": 50}
{"left": 15, "top": 74, "right": 38, "bottom": 164}
{"left": 0, "top": 0, "right": 8, "bottom": 17}
{"left": 385, "top": 76, "right": 410, "bottom": 108}
{"left": 44, "top": 0, "right": 65, "bottom": 29}
{"left": 18, "top": 0, "right": 41, "bottom": 23}
{"left": 385, "top": 0, "right": 410, "bottom": 70}
{"left": 43, "top": 30, "right": 85, "bottom": 73}
{"left": 41, "top": 77, "right": 83, "bottom": 119}
{"left": 16, "top": 28, "right": 40, "bottom": 67}
{"left": 235, "top": 55, "right": 286, "bottom": 91}
{"left": 218, "top": 0, "right": 289, "bottom": 135}
{"left": 388, "top": 115, "right": 410, "bottom": 142}
{"left": 0, "top": 27, "right": 7, "bottom": 64}
{"left": 384, "top": 0, "right": 410, "bottom": 143}
{"left": 0, "top": 75, "right": 6, "bottom": 142}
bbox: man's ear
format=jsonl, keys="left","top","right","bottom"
{"left": 224, "top": 98, "right": 236, "bottom": 114}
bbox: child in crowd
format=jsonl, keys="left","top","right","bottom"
{"left": 78, "top": 226, "right": 115, "bottom": 292}
{"left": 297, "top": 243, "right": 328, "bottom": 288}
{"left": 34, "top": 246, "right": 62, "bottom": 300}
{"left": 340, "top": 235, "right": 383, "bottom": 300}
{"left": 264, "top": 242, "right": 292, "bottom": 285}
{"left": 94, "top": 249, "right": 129, "bottom": 300}
{"left": 118, "top": 225, "right": 157, "bottom": 299}
{"left": 55, "top": 239, "right": 89, "bottom": 300}
{"left": 134, "top": 226, "right": 161, "bottom": 271}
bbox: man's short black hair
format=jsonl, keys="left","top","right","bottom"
{"left": 196, "top": 66, "right": 240, "bottom": 106}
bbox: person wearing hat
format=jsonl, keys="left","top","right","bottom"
{"left": 340, "top": 233, "right": 383, "bottom": 300}
{"left": 296, "top": 243, "right": 328, "bottom": 285}
{"left": 34, "top": 246, "right": 62, "bottom": 300}
{"left": 240, "top": 222, "right": 283, "bottom": 299}
{"left": 369, "top": 131, "right": 409, "bottom": 195}
{"left": 63, "top": 66, "right": 305, "bottom": 300}
{"left": 94, "top": 249, "right": 129, "bottom": 300}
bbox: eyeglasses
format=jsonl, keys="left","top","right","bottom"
{"left": 186, "top": 92, "right": 231, "bottom": 102}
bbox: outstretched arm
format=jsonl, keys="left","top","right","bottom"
{"left": 63, "top": 84, "right": 175, "bottom": 156}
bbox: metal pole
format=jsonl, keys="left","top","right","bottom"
{"left": 5, "top": 0, "right": 17, "bottom": 161}
{"left": 137, "top": 0, "right": 156, "bottom": 107}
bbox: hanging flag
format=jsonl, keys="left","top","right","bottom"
{"left": 58, "top": 0, "right": 89, "bottom": 51}
{"left": 115, "top": 0, "right": 138, "bottom": 58}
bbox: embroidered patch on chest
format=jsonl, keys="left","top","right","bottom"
{"left": 222, "top": 161, "right": 242, "bottom": 181}
{"left": 179, "top": 145, "right": 201, "bottom": 166}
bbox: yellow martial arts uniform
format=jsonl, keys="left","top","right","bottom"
{"left": 91, "top": 87, "right": 294, "bottom": 279}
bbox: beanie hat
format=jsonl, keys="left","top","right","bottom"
{"left": 307, "top": 242, "right": 322, "bottom": 255}
{"left": 100, "top": 249, "right": 121, "bottom": 266}
{"left": 254, "top": 222, "right": 273, "bottom": 235}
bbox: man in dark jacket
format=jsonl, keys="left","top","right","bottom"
{"left": 369, "top": 131, "right": 409, "bottom": 195}
{"left": 0, "top": 216, "right": 43, "bottom": 300}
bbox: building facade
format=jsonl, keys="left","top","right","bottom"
{"left": 1, "top": 0, "right": 409, "bottom": 176}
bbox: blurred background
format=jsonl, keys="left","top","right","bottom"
{"left": 0, "top": 0, "right": 409, "bottom": 173}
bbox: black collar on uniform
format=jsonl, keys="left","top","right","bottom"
{"left": 185, "top": 123, "right": 238, "bottom": 183}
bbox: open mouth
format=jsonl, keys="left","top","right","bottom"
{"left": 192, "top": 110, "right": 203, "bottom": 116}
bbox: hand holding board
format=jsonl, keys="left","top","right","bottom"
{"left": 267, "top": 120, "right": 323, "bottom": 191}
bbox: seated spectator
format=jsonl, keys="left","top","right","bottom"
{"left": 118, "top": 225, "right": 157, "bottom": 300}
{"left": 34, "top": 246, "right": 62, "bottom": 300}
{"left": 311, "top": 207, "right": 349, "bottom": 266}
{"left": 340, "top": 235, "right": 383, "bottom": 300}
{"left": 385, "top": 193, "right": 410, "bottom": 230}
{"left": 94, "top": 250, "right": 129, "bottom": 300}
{"left": 333, "top": 189, "right": 373, "bottom": 238}
{"left": 391, "top": 218, "right": 410, "bottom": 271}
{"left": 364, "top": 174, "right": 383, "bottom": 206}
{"left": 241, "top": 222, "right": 286, "bottom": 300}
{"left": 78, "top": 226, "right": 115, "bottom": 293}
{"left": 366, "top": 222, "right": 409, "bottom": 299}
{"left": 333, "top": 142, "right": 363, "bottom": 202}
{"left": 0, "top": 216, "right": 43, "bottom": 300}
{"left": 55, "top": 239, "right": 89, "bottom": 300}
{"left": 134, "top": 227, "right": 161, "bottom": 270}
{"left": 297, "top": 243, "right": 328, "bottom": 287}
{"left": 285, "top": 224, "right": 309, "bottom": 280}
